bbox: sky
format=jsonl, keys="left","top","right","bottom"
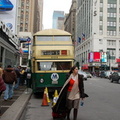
{"left": 43, "top": 0, "right": 72, "bottom": 29}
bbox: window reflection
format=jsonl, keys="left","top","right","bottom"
{"left": 37, "top": 36, "right": 70, "bottom": 41}
{"left": 37, "top": 61, "right": 71, "bottom": 71}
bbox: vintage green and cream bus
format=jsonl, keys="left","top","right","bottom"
{"left": 31, "top": 29, "right": 74, "bottom": 93}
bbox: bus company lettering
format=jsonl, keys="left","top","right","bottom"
{"left": 51, "top": 73, "right": 59, "bottom": 84}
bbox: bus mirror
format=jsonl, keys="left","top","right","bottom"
{"left": 27, "top": 73, "right": 31, "bottom": 79}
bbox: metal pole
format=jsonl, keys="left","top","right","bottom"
{"left": 25, "top": 41, "right": 29, "bottom": 94}
{"left": 109, "top": 54, "right": 111, "bottom": 71}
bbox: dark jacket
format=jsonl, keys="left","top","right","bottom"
{"left": 2, "top": 68, "right": 17, "bottom": 84}
{"left": 52, "top": 74, "right": 88, "bottom": 113}
{"left": 14, "top": 68, "right": 21, "bottom": 78}
{"left": 0, "top": 76, "right": 6, "bottom": 92}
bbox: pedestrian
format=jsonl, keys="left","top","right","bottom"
{"left": 2, "top": 65, "right": 17, "bottom": 101}
{"left": 0, "top": 66, "right": 3, "bottom": 76}
{"left": 25, "top": 67, "right": 32, "bottom": 88}
{"left": 14, "top": 66, "right": 21, "bottom": 90}
{"left": 20, "top": 68, "right": 25, "bottom": 85}
{"left": 0, "top": 67, "right": 6, "bottom": 96}
{"left": 52, "top": 66, "right": 88, "bottom": 120}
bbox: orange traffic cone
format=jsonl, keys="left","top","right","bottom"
{"left": 41, "top": 88, "right": 49, "bottom": 106}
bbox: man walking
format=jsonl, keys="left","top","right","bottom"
{"left": 2, "top": 65, "right": 17, "bottom": 101}
{"left": 14, "top": 66, "right": 21, "bottom": 90}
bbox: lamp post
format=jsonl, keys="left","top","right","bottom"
{"left": 107, "top": 51, "right": 111, "bottom": 71}
{"left": 99, "top": 50, "right": 103, "bottom": 71}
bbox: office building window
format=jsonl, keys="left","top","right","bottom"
{"left": 99, "top": 25, "right": 103, "bottom": 30}
{"left": 99, "top": 21, "right": 103, "bottom": 25}
{"left": 107, "top": 4, "right": 117, "bottom": 8}
{"left": 26, "top": 0, "right": 29, "bottom": 3}
{"left": 25, "top": 29, "right": 28, "bottom": 32}
{"left": 99, "top": 39, "right": 103, "bottom": 44}
{"left": 119, "top": 41, "right": 120, "bottom": 47}
{"left": 20, "top": 27, "right": 23, "bottom": 31}
{"left": 107, "top": 40, "right": 116, "bottom": 46}
{"left": 107, "top": 22, "right": 116, "bottom": 26}
{"left": 100, "top": 3, "right": 103, "bottom": 7}
{"left": 118, "top": 50, "right": 120, "bottom": 58}
{"left": 107, "top": 31, "right": 116, "bottom": 36}
{"left": 107, "top": 13, "right": 116, "bottom": 17}
{"left": 100, "top": 12, "right": 103, "bottom": 16}
{"left": 99, "top": 30, "right": 103, "bottom": 35}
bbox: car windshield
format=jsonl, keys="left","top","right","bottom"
{"left": 78, "top": 71, "right": 86, "bottom": 74}
{"left": 118, "top": 72, "right": 120, "bottom": 76}
{"left": 113, "top": 72, "right": 118, "bottom": 75}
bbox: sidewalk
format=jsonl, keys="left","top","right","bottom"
{"left": 0, "top": 86, "right": 32, "bottom": 120}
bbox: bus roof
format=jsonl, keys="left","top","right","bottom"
{"left": 34, "top": 29, "right": 71, "bottom": 36}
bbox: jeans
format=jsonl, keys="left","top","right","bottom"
{"left": 4, "top": 83, "right": 13, "bottom": 100}
{"left": 14, "top": 78, "right": 20, "bottom": 89}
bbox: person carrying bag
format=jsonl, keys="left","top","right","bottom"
{"left": 0, "top": 76, "right": 6, "bottom": 96}
{"left": 52, "top": 66, "right": 88, "bottom": 120}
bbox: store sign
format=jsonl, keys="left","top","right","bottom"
{"left": 101, "top": 52, "right": 107, "bottom": 62}
{"left": 88, "top": 52, "right": 100, "bottom": 62}
{"left": 0, "top": 0, "right": 17, "bottom": 33}
{"left": 116, "top": 58, "right": 120, "bottom": 63}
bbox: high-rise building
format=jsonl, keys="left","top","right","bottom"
{"left": 34, "top": 0, "right": 43, "bottom": 33}
{"left": 64, "top": 0, "right": 76, "bottom": 44}
{"left": 52, "top": 11, "right": 65, "bottom": 29}
{"left": 75, "top": 0, "right": 120, "bottom": 72}
{"left": 57, "top": 17, "right": 64, "bottom": 30}
{"left": 17, "top": 0, "right": 43, "bottom": 34}
{"left": 17, "top": 0, "right": 43, "bottom": 67}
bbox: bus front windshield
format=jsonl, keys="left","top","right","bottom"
{"left": 37, "top": 61, "right": 71, "bottom": 71}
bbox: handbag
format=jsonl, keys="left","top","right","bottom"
{"left": 0, "top": 76, "right": 6, "bottom": 92}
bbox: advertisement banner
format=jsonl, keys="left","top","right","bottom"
{"left": 0, "top": 0, "right": 17, "bottom": 33}
{"left": 88, "top": 52, "right": 101, "bottom": 62}
{"left": 89, "top": 52, "right": 94, "bottom": 62}
{"left": 101, "top": 52, "right": 107, "bottom": 62}
{"left": 94, "top": 52, "right": 100, "bottom": 62}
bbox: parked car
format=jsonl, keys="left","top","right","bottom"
{"left": 105, "top": 71, "right": 113, "bottom": 79}
{"left": 110, "top": 72, "right": 120, "bottom": 83}
{"left": 85, "top": 72, "right": 92, "bottom": 78}
{"left": 99, "top": 71, "right": 106, "bottom": 78}
{"left": 78, "top": 70, "right": 87, "bottom": 80}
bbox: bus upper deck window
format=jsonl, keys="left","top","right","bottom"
{"left": 54, "top": 36, "right": 70, "bottom": 41}
{"left": 37, "top": 36, "right": 52, "bottom": 41}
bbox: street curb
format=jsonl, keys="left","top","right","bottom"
{"left": 0, "top": 88, "right": 32, "bottom": 120}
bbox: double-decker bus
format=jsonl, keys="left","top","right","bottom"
{"left": 31, "top": 29, "right": 74, "bottom": 93}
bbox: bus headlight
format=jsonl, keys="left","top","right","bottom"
{"left": 40, "top": 78, "right": 44, "bottom": 83}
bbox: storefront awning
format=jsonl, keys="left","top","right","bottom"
{"left": 82, "top": 64, "right": 88, "bottom": 70}
{"left": 116, "top": 58, "right": 120, "bottom": 63}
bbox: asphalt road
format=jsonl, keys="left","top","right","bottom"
{"left": 20, "top": 77, "right": 120, "bottom": 120}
